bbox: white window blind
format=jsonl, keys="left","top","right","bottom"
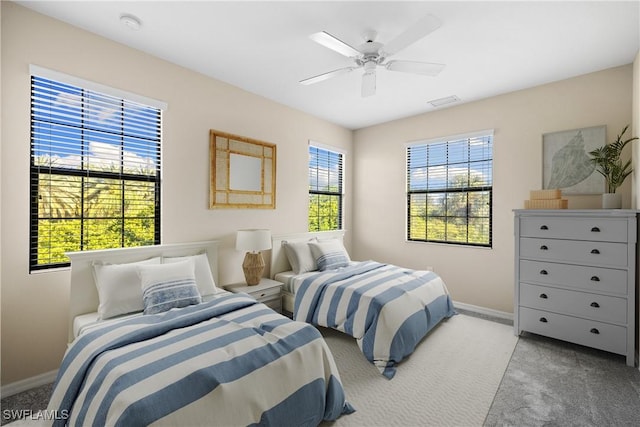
{"left": 309, "top": 145, "right": 344, "bottom": 231}
{"left": 30, "top": 75, "right": 162, "bottom": 271}
{"left": 406, "top": 131, "right": 493, "bottom": 246}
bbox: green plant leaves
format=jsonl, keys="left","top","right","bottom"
{"left": 589, "top": 125, "right": 638, "bottom": 193}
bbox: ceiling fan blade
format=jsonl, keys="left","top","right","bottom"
{"left": 361, "top": 72, "right": 376, "bottom": 97}
{"left": 381, "top": 13, "right": 442, "bottom": 57}
{"left": 309, "top": 31, "right": 362, "bottom": 58}
{"left": 385, "top": 60, "right": 445, "bottom": 76}
{"left": 299, "top": 67, "right": 356, "bottom": 85}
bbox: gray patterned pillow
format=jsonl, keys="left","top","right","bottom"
{"left": 309, "top": 239, "right": 350, "bottom": 271}
{"left": 138, "top": 259, "right": 201, "bottom": 314}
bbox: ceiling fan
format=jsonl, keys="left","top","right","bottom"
{"left": 299, "top": 14, "right": 445, "bottom": 97}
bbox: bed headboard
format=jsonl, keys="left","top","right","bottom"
{"left": 270, "top": 230, "right": 345, "bottom": 278}
{"left": 66, "top": 240, "right": 219, "bottom": 342}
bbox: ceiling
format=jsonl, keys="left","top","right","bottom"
{"left": 16, "top": 1, "right": 640, "bottom": 130}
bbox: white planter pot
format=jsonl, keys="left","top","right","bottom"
{"left": 602, "top": 193, "right": 622, "bottom": 209}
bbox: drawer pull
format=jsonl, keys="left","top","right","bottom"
{"left": 590, "top": 276, "right": 600, "bottom": 282}
{"left": 540, "top": 225, "right": 548, "bottom": 230}
{"left": 590, "top": 328, "right": 600, "bottom": 335}
{"left": 539, "top": 270, "right": 548, "bottom": 275}
{"left": 540, "top": 245, "right": 548, "bottom": 251}
{"left": 591, "top": 227, "right": 600, "bottom": 232}
{"left": 590, "top": 249, "right": 600, "bottom": 254}
{"left": 539, "top": 317, "right": 548, "bottom": 323}
{"left": 539, "top": 293, "right": 548, "bottom": 299}
{"left": 590, "top": 302, "right": 600, "bottom": 308}
{"left": 260, "top": 293, "right": 267, "bottom": 297}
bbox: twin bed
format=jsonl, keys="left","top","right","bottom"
{"left": 271, "top": 231, "right": 456, "bottom": 379}
{"left": 49, "top": 241, "right": 353, "bottom": 426}
{"left": 51, "top": 233, "right": 455, "bottom": 425}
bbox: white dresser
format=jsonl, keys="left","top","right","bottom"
{"left": 514, "top": 209, "right": 638, "bottom": 366}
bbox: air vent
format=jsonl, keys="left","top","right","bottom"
{"left": 428, "top": 95, "right": 460, "bottom": 107}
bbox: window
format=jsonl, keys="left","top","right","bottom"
{"left": 406, "top": 131, "right": 493, "bottom": 247}
{"left": 30, "top": 74, "right": 162, "bottom": 271}
{"left": 308, "top": 145, "right": 343, "bottom": 231}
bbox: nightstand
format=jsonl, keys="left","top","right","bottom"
{"left": 224, "top": 278, "right": 283, "bottom": 313}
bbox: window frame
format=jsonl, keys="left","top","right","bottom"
{"left": 406, "top": 130, "right": 493, "bottom": 247}
{"left": 308, "top": 142, "right": 344, "bottom": 232}
{"left": 29, "top": 69, "right": 164, "bottom": 272}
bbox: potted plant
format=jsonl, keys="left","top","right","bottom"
{"left": 589, "top": 125, "right": 638, "bottom": 208}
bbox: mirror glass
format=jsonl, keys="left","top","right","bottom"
{"left": 230, "top": 154, "right": 261, "bottom": 191}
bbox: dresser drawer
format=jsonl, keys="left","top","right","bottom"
{"left": 519, "top": 307, "right": 627, "bottom": 355}
{"left": 247, "top": 285, "right": 281, "bottom": 300}
{"left": 519, "top": 260, "right": 628, "bottom": 295}
{"left": 520, "top": 283, "right": 627, "bottom": 324}
{"left": 519, "top": 216, "right": 628, "bottom": 242}
{"left": 520, "top": 237, "right": 628, "bottom": 267}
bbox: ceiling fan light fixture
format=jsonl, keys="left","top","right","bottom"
{"left": 428, "top": 95, "right": 460, "bottom": 107}
{"left": 363, "top": 61, "right": 377, "bottom": 73}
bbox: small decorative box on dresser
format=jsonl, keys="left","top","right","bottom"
{"left": 514, "top": 209, "right": 638, "bottom": 367}
{"left": 224, "top": 278, "right": 283, "bottom": 313}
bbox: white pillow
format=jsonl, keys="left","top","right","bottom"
{"left": 309, "top": 239, "right": 351, "bottom": 271}
{"left": 163, "top": 253, "right": 217, "bottom": 296}
{"left": 138, "top": 260, "right": 201, "bottom": 315}
{"left": 93, "top": 257, "right": 161, "bottom": 320}
{"left": 283, "top": 239, "right": 317, "bottom": 274}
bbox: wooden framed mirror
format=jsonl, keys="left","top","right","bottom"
{"left": 209, "top": 130, "right": 276, "bottom": 209}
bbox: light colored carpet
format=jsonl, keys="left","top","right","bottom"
{"left": 321, "top": 313, "right": 518, "bottom": 427}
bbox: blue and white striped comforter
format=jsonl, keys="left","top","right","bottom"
{"left": 48, "top": 293, "right": 354, "bottom": 426}
{"left": 293, "top": 261, "right": 456, "bottom": 379}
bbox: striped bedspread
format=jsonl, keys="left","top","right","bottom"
{"left": 48, "top": 293, "right": 354, "bottom": 426}
{"left": 293, "top": 261, "right": 456, "bottom": 379}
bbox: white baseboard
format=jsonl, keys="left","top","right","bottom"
{"left": 453, "top": 300, "right": 513, "bottom": 322}
{"left": 1, "top": 369, "right": 57, "bottom": 398}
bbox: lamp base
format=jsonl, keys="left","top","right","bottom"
{"left": 242, "top": 252, "right": 265, "bottom": 286}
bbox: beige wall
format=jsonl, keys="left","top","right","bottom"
{"left": 352, "top": 65, "right": 634, "bottom": 314}
{"left": 0, "top": 3, "right": 353, "bottom": 385}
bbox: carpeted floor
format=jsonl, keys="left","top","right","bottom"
{"left": 3, "top": 312, "right": 640, "bottom": 426}
{"left": 485, "top": 331, "right": 640, "bottom": 426}
{"left": 320, "top": 314, "right": 518, "bottom": 426}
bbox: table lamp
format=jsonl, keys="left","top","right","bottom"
{"left": 236, "top": 229, "right": 271, "bottom": 285}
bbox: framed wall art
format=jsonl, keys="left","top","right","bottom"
{"left": 542, "top": 125, "right": 605, "bottom": 195}
{"left": 209, "top": 130, "right": 276, "bottom": 209}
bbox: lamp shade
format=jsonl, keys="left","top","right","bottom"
{"left": 236, "top": 229, "right": 272, "bottom": 253}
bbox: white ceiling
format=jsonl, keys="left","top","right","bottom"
{"left": 16, "top": 1, "right": 640, "bottom": 130}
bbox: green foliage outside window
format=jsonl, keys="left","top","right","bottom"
{"left": 407, "top": 191, "right": 491, "bottom": 245}
{"left": 35, "top": 171, "right": 156, "bottom": 265}
{"left": 308, "top": 193, "right": 341, "bottom": 232}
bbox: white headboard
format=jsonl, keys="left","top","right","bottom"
{"left": 66, "top": 240, "right": 219, "bottom": 342}
{"left": 270, "top": 231, "right": 345, "bottom": 278}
